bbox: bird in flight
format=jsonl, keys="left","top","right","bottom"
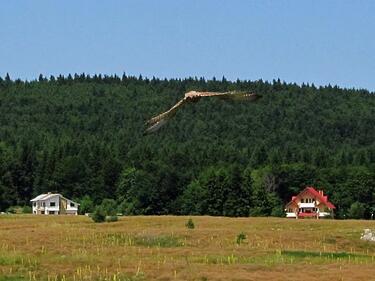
{"left": 144, "top": 91, "right": 261, "bottom": 134}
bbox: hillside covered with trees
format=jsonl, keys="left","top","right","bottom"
{"left": 0, "top": 74, "right": 374, "bottom": 218}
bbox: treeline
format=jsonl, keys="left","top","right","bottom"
{"left": 0, "top": 74, "right": 374, "bottom": 218}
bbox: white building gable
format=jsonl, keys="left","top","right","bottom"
{"left": 30, "top": 193, "right": 79, "bottom": 215}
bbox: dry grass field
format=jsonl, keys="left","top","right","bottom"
{"left": 0, "top": 215, "right": 375, "bottom": 281}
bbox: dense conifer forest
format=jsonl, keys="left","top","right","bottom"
{"left": 0, "top": 73, "right": 374, "bottom": 218}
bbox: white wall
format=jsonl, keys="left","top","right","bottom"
{"left": 43, "top": 195, "right": 60, "bottom": 214}
{"left": 66, "top": 199, "right": 78, "bottom": 214}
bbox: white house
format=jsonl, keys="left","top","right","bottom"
{"left": 30, "top": 193, "right": 79, "bottom": 215}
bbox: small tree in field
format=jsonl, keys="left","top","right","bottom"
{"left": 185, "top": 218, "right": 195, "bottom": 229}
{"left": 100, "top": 199, "right": 117, "bottom": 216}
{"left": 79, "top": 195, "right": 94, "bottom": 214}
{"left": 91, "top": 199, "right": 118, "bottom": 223}
{"left": 91, "top": 206, "right": 106, "bottom": 223}
{"left": 348, "top": 202, "right": 366, "bottom": 219}
{"left": 236, "top": 232, "right": 247, "bottom": 245}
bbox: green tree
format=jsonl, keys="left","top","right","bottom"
{"left": 180, "top": 180, "right": 207, "bottom": 215}
{"left": 79, "top": 195, "right": 94, "bottom": 214}
{"left": 100, "top": 199, "right": 117, "bottom": 216}
{"left": 348, "top": 202, "right": 366, "bottom": 219}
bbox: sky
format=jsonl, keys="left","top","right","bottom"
{"left": 1, "top": 0, "right": 375, "bottom": 90}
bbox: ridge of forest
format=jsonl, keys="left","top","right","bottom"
{"left": 0, "top": 74, "right": 374, "bottom": 218}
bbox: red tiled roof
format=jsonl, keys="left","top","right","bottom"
{"left": 286, "top": 186, "right": 336, "bottom": 209}
{"left": 305, "top": 187, "right": 336, "bottom": 209}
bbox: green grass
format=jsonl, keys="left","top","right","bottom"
{"left": 280, "top": 250, "right": 366, "bottom": 259}
{"left": 0, "top": 276, "right": 26, "bottom": 281}
{"left": 104, "top": 233, "right": 183, "bottom": 247}
{"left": 191, "top": 250, "right": 375, "bottom": 266}
{"left": 133, "top": 234, "right": 183, "bottom": 247}
{"left": 0, "top": 255, "right": 22, "bottom": 266}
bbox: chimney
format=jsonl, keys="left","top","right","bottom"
{"left": 318, "top": 190, "right": 323, "bottom": 196}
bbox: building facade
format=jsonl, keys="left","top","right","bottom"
{"left": 285, "top": 187, "right": 335, "bottom": 219}
{"left": 30, "top": 193, "right": 79, "bottom": 215}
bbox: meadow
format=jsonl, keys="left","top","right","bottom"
{"left": 0, "top": 215, "right": 375, "bottom": 281}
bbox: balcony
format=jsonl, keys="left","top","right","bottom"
{"left": 298, "top": 202, "right": 315, "bottom": 208}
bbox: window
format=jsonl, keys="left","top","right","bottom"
{"left": 33, "top": 202, "right": 36, "bottom": 207}
{"left": 70, "top": 202, "right": 75, "bottom": 207}
{"left": 42, "top": 202, "right": 45, "bottom": 207}
{"left": 50, "top": 202, "right": 56, "bottom": 207}
{"left": 301, "top": 199, "right": 304, "bottom": 203}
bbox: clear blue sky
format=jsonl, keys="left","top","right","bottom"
{"left": 1, "top": 1, "right": 374, "bottom": 90}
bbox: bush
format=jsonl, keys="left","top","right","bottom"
{"left": 348, "top": 202, "right": 366, "bottom": 219}
{"left": 5, "top": 206, "right": 16, "bottom": 214}
{"left": 6, "top": 206, "right": 22, "bottom": 214}
{"left": 185, "top": 218, "right": 195, "bottom": 229}
{"left": 91, "top": 199, "right": 120, "bottom": 223}
{"left": 79, "top": 195, "right": 94, "bottom": 215}
{"left": 100, "top": 199, "right": 117, "bottom": 216}
{"left": 105, "top": 215, "right": 118, "bottom": 222}
{"left": 22, "top": 206, "right": 32, "bottom": 214}
{"left": 91, "top": 207, "right": 106, "bottom": 223}
{"left": 236, "top": 232, "right": 247, "bottom": 245}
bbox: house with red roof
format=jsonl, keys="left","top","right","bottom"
{"left": 285, "top": 187, "right": 336, "bottom": 219}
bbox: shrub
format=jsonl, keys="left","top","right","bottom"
{"left": 100, "top": 199, "right": 117, "bottom": 216}
{"left": 6, "top": 206, "right": 21, "bottom": 214}
{"left": 91, "top": 207, "right": 106, "bottom": 223}
{"left": 91, "top": 199, "right": 120, "bottom": 223}
{"left": 236, "top": 232, "right": 246, "bottom": 245}
{"left": 79, "top": 195, "right": 94, "bottom": 214}
{"left": 105, "top": 215, "right": 118, "bottom": 222}
{"left": 348, "top": 202, "right": 366, "bottom": 219}
{"left": 22, "top": 206, "right": 32, "bottom": 214}
{"left": 185, "top": 218, "right": 195, "bottom": 229}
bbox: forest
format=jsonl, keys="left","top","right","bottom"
{"left": 0, "top": 73, "right": 374, "bottom": 218}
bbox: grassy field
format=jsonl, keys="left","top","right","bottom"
{"left": 0, "top": 215, "right": 375, "bottom": 281}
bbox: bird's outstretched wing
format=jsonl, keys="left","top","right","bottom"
{"left": 144, "top": 97, "right": 188, "bottom": 134}
{"left": 144, "top": 91, "right": 261, "bottom": 134}
{"left": 192, "top": 91, "right": 260, "bottom": 101}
